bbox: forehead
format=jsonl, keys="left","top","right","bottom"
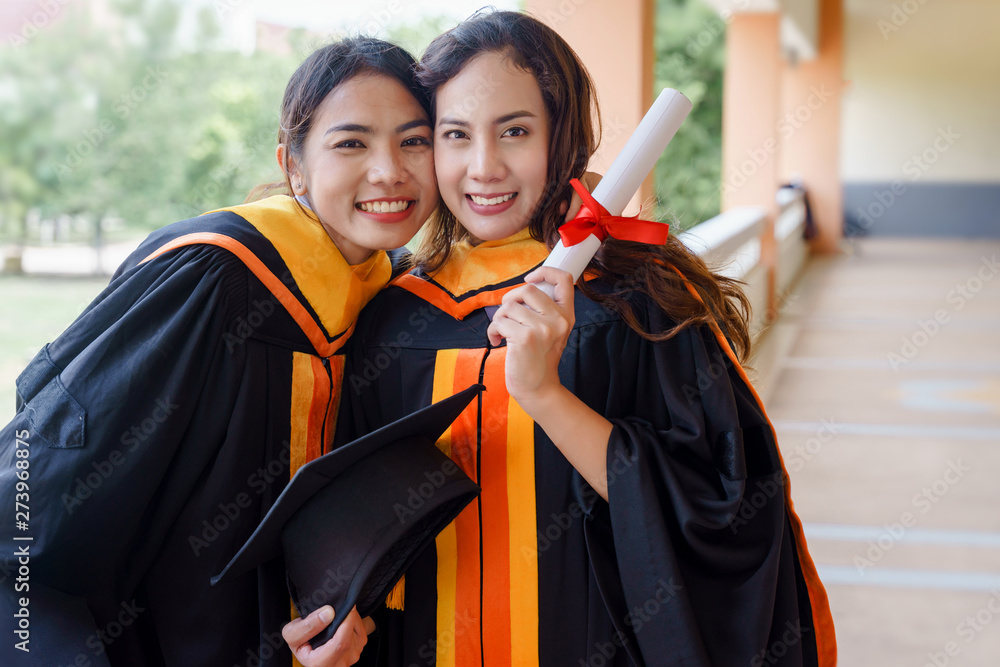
{"left": 315, "top": 73, "right": 426, "bottom": 123}
{"left": 435, "top": 51, "right": 545, "bottom": 120}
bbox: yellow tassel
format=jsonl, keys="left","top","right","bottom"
{"left": 385, "top": 575, "right": 405, "bottom": 610}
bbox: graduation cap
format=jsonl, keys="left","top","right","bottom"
{"left": 212, "top": 384, "right": 483, "bottom": 648}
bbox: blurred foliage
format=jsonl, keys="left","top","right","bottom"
{"left": 0, "top": 0, "right": 724, "bottom": 243}
{"left": 0, "top": 0, "right": 298, "bottom": 242}
{"left": 653, "top": 0, "right": 725, "bottom": 229}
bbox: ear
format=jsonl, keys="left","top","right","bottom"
{"left": 276, "top": 144, "right": 307, "bottom": 196}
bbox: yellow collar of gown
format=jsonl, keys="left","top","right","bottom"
{"left": 212, "top": 195, "right": 390, "bottom": 340}
{"left": 428, "top": 227, "right": 549, "bottom": 297}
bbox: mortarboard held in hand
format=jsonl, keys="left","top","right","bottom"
{"left": 211, "top": 384, "right": 484, "bottom": 648}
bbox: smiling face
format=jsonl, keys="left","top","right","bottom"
{"left": 433, "top": 51, "right": 550, "bottom": 244}
{"left": 282, "top": 73, "right": 437, "bottom": 265}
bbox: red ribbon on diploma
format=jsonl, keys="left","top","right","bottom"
{"left": 557, "top": 178, "right": 670, "bottom": 247}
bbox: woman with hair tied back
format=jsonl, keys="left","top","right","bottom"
{"left": 285, "top": 10, "right": 837, "bottom": 667}
{"left": 0, "top": 38, "right": 437, "bottom": 665}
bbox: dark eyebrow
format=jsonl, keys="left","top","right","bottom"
{"left": 325, "top": 123, "right": 372, "bottom": 136}
{"left": 396, "top": 119, "right": 432, "bottom": 133}
{"left": 495, "top": 110, "right": 536, "bottom": 124}
{"left": 437, "top": 111, "right": 537, "bottom": 128}
{"left": 437, "top": 116, "right": 468, "bottom": 128}
{"left": 326, "top": 119, "right": 431, "bottom": 136}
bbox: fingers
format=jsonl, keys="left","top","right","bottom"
{"left": 489, "top": 301, "right": 567, "bottom": 351}
{"left": 305, "top": 607, "right": 368, "bottom": 667}
{"left": 487, "top": 311, "right": 519, "bottom": 347}
{"left": 489, "top": 312, "right": 525, "bottom": 342}
{"left": 502, "top": 269, "right": 570, "bottom": 308}
{"left": 487, "top": 320, "right": 505, "bottom": 347}
{"left": 516, "top": 287, "right": 562, "bottom": 320}
{"left": 523, "top": 266, "right": 572, "bottom": 288}
{"left": 282, "top": 606, "right": 334, "bottom": 649}
{"left": 498, "top": 285, "right": 545, "bottom": 316}
{"left": 524, "top": 267, "right": 576, "bottom": 308}
{"left": 489, "top": 268, "right": 575, "bottom": 348}
{"left": 362, "top": 616, "right": 376, "bottom": 636}
{"left": 487, "top": 324, "right": 501, "bottom": 347}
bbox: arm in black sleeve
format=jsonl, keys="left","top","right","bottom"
{"left": 0, "top": 245, "right": 247, "bottom": 664}
{"left": 585, "top": 304, "right": 800, "bottom": 667}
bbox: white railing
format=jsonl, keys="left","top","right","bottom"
{"left": 680, "top": 205, "right": 766, "bottom": 280}
{"left": 680, "top": 187, "right": 809, "bottom": 336}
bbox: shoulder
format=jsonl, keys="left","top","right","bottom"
{"left": 108, "top": 235, "right": 247, "bottom": 312}
{"left": 97, "top": 215, "right": 257, "bottom": 329}
{"left": 112, "top": 202, "right": 315, "bottom": 297}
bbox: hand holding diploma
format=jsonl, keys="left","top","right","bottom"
{"left": 487, "top": 266, "right": 576, "bottom": 398}
{"left": 486, "top": 265, "right": 614, "bottom": 500}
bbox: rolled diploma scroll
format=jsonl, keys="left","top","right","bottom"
{"left": 535, "top": 88, "right": 693, "bottom": 298}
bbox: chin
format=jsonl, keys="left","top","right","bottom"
{"left": 382, "top": 229, "right": 423, "bottom": 250}
{"left": 461, "top": 216, "right": 525, "bottom": 241}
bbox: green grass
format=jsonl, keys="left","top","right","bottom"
{"left": 0, "top": 275, "right": 109, "bottom": 423}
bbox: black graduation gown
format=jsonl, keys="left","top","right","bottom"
{"left": 0, "top": 195, "right": 389, "bottom": 666}
{"left": 335, "top": 230, "right": 836, "bottom": 667}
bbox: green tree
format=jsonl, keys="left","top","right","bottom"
{"left": 0, "top": 1, "right": 727, "bottom": 246}
{"left": 653, "top": 0, "right": 725, "bottom": 229}
{"left": 0, "top": 0, "right": 298, "bottom": 244}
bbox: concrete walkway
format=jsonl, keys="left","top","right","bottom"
{"left": 757, "top": 238, "right": 1000, "bottom": 666}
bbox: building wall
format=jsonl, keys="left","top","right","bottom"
{"left": 524, "top": 0, "right": 655, "bottom": 214}
{"left": 841, "top": 0, "right": 1000, "bottom": 237}
{"left": 722, "top": 0, "right": 844, "bottom": 255}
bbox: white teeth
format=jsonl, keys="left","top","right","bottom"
{"left": 358, "top": 200, "right": 410, "bottom": 213}
{"left": 470, "top": 193, "right": 514, "bottom": 206}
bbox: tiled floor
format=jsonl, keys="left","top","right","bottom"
{"left": 755, "top": 238, "right": 1000, "bottom": 666}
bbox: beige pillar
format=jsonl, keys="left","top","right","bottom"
{"left": 721, "top": 13, "right": 782, "bottom": 317}
{"left": 778, "top": 0, "right": 844, "bottom": 253}
{"left": 721, "top": 14, "right": 783, "bottom": 212}
{"left": 524, "top": 0, "right": 655, "bottom": 213}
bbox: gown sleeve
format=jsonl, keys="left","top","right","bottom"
{"left": 583, "top": 296, "right": 811, "bottom": 667}
{"left": 0, "top": 244, "right": 247, "bottom": 665}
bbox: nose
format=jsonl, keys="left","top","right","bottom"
{"left": 467, "top": 138, "right": 506, "bottom": 182}
{"left": 367, "top": 146, "right": 406, "bottom": 187}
